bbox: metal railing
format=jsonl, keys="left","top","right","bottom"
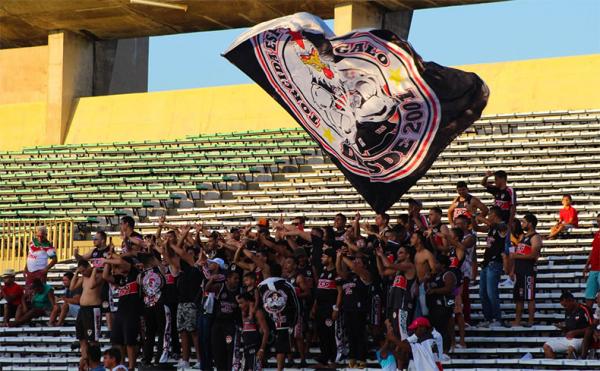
{"left": 0, "top": 219, "right": 74, "bottom": 273}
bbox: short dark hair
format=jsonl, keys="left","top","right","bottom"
{"left": 104, "top": 347, "right": 122, "bottom": 364}
{"left": 397, "top": 214, "right": 409, "bottom": 224}
{"left": 562, "top": 194, "right": 572, "bottom": 201}
{"left": 494, "top": 170, "right": 507, "bottom": 180}
{"left": 335, "top": 213, "right": 347, "bottom": 223}
{"left": 294, "top": 216, "right": 306, "bottom": 224}
{"left": 95, "top": 230, "right": 107, "bottom": 240}
{"left": 31, "top": 278, "right": 43, "bottom": 290}
{"left": 63, "top": 272, "right": 74, "bottom": 280}
{"left": 559, "top": 290, "right": 574, "bottom": 301}
{"left": 523, "top": 212, "right": 538, "bottom": 228}
{"left": 451, "top": 227, "right": 464, "bottom": 241}
{"left": 77, "top": 259, "right": 90, "bottom": 268}
{"left": 379, "top": 213, "right": 390, "bottom": 223}
{"left": 120, "top": 216, "right": 135, "bottom": 229}
{"left": 88, "top": 345, "right": 101, "bottom": 363}
{"left": 430, "top": 206, "right": 443, "bottom": 215}
{"left": 455, "top": 214, "right": 470, "bottom": 224}
{"left": 456, "top": 181, "right": 468, "bottom": 189}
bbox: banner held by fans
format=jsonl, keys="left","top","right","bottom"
{"left": 223, "top": 13, "right": 488, "bottom": 213}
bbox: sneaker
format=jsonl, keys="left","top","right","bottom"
{"left": 478, "top": 321, "right": 490, "bottom": 328}
{"left": 499, "top": 278, "right": 514, "bottom": 287}
{"left": 490, "top": 320, "right": 504, "bottom": 328}
{"left": 176, "top": 360, "right": 189, "bottom": 369}
{"left": 158, "top": 351, "right": 169, "bottom": 364}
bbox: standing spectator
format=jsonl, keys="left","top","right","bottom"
{"left": 425, "top": 206, "right": 450, "bottom": 252}
{"left": 584, "top": 213, "right": 600, "bottom": 308}
{"left": 547, "top": 194, "right": 579, "bottom": 239}
{"left": 312, "top": 248, "right": 342, "bottom": 368}
{"left": 408, "top": 198, "right": 428, "bottom": 233}
{"left": 237, "top": 292, "right": 269, "bottom": 371}
{"left": 0, "top": 269, "right": 23, "bottom": 326}
{"left": 333, "top": 213, "right": 348, "bottom": 241}
{"left": 24, "top": 226, "right": 57, "bottom": 299}
{"left": 72, "top": 260, "right": 104, "bottom": 371}
{"left": 426, "top": 255, "right": 457, "bottom": 353}
{"left": 473, "top": 206, "right": 506, "bottom": 327}
{"left": 511, "top": 213, "right": 542, "bottom": 327}
{"left": 454, "top": 215, "right": 477, "bottom": 345}
{"left": 209, "top": 270, "right": 241, "bottom": 371}
{"left": 337, "top": 249, "right": 372, "bottom": 369}
{"left": 375, "top": 213, "right": 391, "bottom": 237}
{"left": 119, "top": 216, "right": 144, "bottom": 255}
{"left": 447, "top": 181, "right": 488, "bottom": 226}
{"left": 543, "top": 291, "right": 593, "bottom": 359}
{"left": 481, "top": 170, "right": 516, "bottom": 287}
{"left": 11, "top": 278, "right": 55, "bottom": 327}
{"left": 48, "top": 271, "right": 81, "bottom": 326}
{"left": 102, "top": 255, "right": 143, "bottom": 370}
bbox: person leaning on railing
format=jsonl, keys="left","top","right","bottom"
{"left": 24, "top": 226, "right": 57, "bottom": 301}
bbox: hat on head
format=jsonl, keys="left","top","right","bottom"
{"left": 257, "top": 218, "right": 269, "bottom": 228}
{"left": 1, "top": 268, "right": 15, "bottom": 277}
{"left": 208, "top": 258, "right": 226, "bottom": 270}
{"left": 408, "top": 316, "right": 431, "bottom": 331}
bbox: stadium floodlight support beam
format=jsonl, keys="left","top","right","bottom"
{"left": 334, "top": 2, "right": 413, "bottom": 39}
{"left": 130, "top": 0, "right": 188, "bottom": 12}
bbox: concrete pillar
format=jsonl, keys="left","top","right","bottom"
{"left": 93, "top": 37, "right": 149, "bottom": 96}
{"left": 46, "top": 30, "right": 93, "bottom": 145}
{"left": 334, "top": 2, "right": 412, "bottom": 39}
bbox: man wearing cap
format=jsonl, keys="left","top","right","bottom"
{"left": 25, "top": 226, "right": 57, "bottom": 300}
{"left": 0, "top": 269, "right": 23, "bottom": 326}
{"left": 543, "top": 291, "right": 593, "bottom": 359}
{"left": 406, "top": 317, "right": 444, "bottom": 370}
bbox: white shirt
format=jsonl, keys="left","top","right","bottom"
{"left": 26, "top": 238, "right": 56, "bottom": 272}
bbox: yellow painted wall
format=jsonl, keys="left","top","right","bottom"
{"left": 1, "top": 54, "right": 599, "bottom": 150}
{"left": 0, "top": 45, "right": 48, "bottom": 105}
{"left": 0, "top": 102, "right": 47, "bottom": 151}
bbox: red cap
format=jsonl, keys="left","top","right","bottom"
{"left": 257, "top": 218, "right": 269, "bottom": 227}
{"left": 408, "top": 316, "right": 431, "bottom": 331}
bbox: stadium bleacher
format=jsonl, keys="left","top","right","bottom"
{"left": 1, "top": 109, "right": 600, "bottom": 370}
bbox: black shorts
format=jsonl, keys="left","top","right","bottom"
{"left": 76, "top": 306, "right": 102, "bottom": 342}
{"left": 513, "top": 273, "right": 535, "bottom": 301}
{"left": 273, "top": 328, "right": 291, "bottom": 354}
{"left": 111, "top": 312, "right": 141, "bottom": 346}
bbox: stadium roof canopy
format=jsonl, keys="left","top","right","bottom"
{"left": 0, "top": 0, "right": 500, "bottom": 48}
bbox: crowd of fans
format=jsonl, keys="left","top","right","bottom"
{"left": 0, "top": 170, "right": 599, "bottom": 370}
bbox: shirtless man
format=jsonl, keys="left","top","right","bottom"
{"left": 72, "top": 260, "right": 104, "bottom": 371}
{"left": 412, "top": 232, "right": 436, "bottom": 317}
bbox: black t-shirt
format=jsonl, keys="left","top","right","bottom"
{"left": 89, "top": 247, "right": 110, "bottom": 269}
{"left": 485, "top": 185, "right": 516, "bottom": 223}
{"left": 121, "top": 231, "right": 143, "bottom": 255}
{"left": 113, "top": 266, "right": 142, "bottom": 315}
{"left": 514, "top": 234, "right": 538, "bottom": 275}
{"left": 341, "top": 272, "right": 369, "bottom": 312}
{"left": 387, "top": 271, "right": 414, "bottom": 313}
{"left": 565, "top": 304, "right": 593, "bottom": 332}
{"left": 426, "top": 269, "right": 456, "bottom": 308}
{"left": 483, "top": 225, "right": 505, "bottom": 267}
{"left": 315, "top": 268, "right": 339, "bottom": 308}
{"left": 163, "top": 265, "right": 178, "bottom": 305}
{"left": 214, "top": 284, "right": 241, "bottom": 323}
{"left": 177, "top": 260, "right": 204, "bottom": 304}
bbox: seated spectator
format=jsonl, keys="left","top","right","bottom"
{"left": 103, "top": 347, "right": 128, "bottom": 370}
{"left": 11, "top": 278, "right": 55, "bottom": 327}
{"left": 584, "top": 213, "right": 600, "bottom": 308}
{"left": 48, "top": 271, "right": 81, "bottom": 326}
{"left": 547, "top": 194, "right": 578, "bottom": 239}
{"left": 0, "top": 269, "right": 23, "bottom": 327}
{"left": 543, "top": 291, "right": 593, "bottom": 359}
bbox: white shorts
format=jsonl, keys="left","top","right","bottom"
{"left": 544, "top": 337, "right": 583, "bottom": 353}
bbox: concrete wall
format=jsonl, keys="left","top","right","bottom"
{"left": 0, "top": 54, "right": 599, "bottom": 150}
{"left": 0, "top": 46, "right": 48, "bottom": 105}
{"left": 0, "top": 102, "right": 47, "bottom": 150}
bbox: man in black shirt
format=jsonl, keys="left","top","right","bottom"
{"left": 312, "top": 248, "right": 342, "bottom": 368}
{"left": 119, "top": 216, "right": 145, "bottom": 256}
{"left": 210, "top": 270, "right": 241, "bottom": 371}
{"left": 102, "top": 255, "right": 143, "bottom": 370}
{"left": 544, "top": 291, "right": 593, "bottom": 358}
{"left": 473, "top": 206, "right": 506, "bottom": 327}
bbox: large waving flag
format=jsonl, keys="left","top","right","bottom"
{"left": 224, "top": 13, "right": 488, "bottom": 213}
